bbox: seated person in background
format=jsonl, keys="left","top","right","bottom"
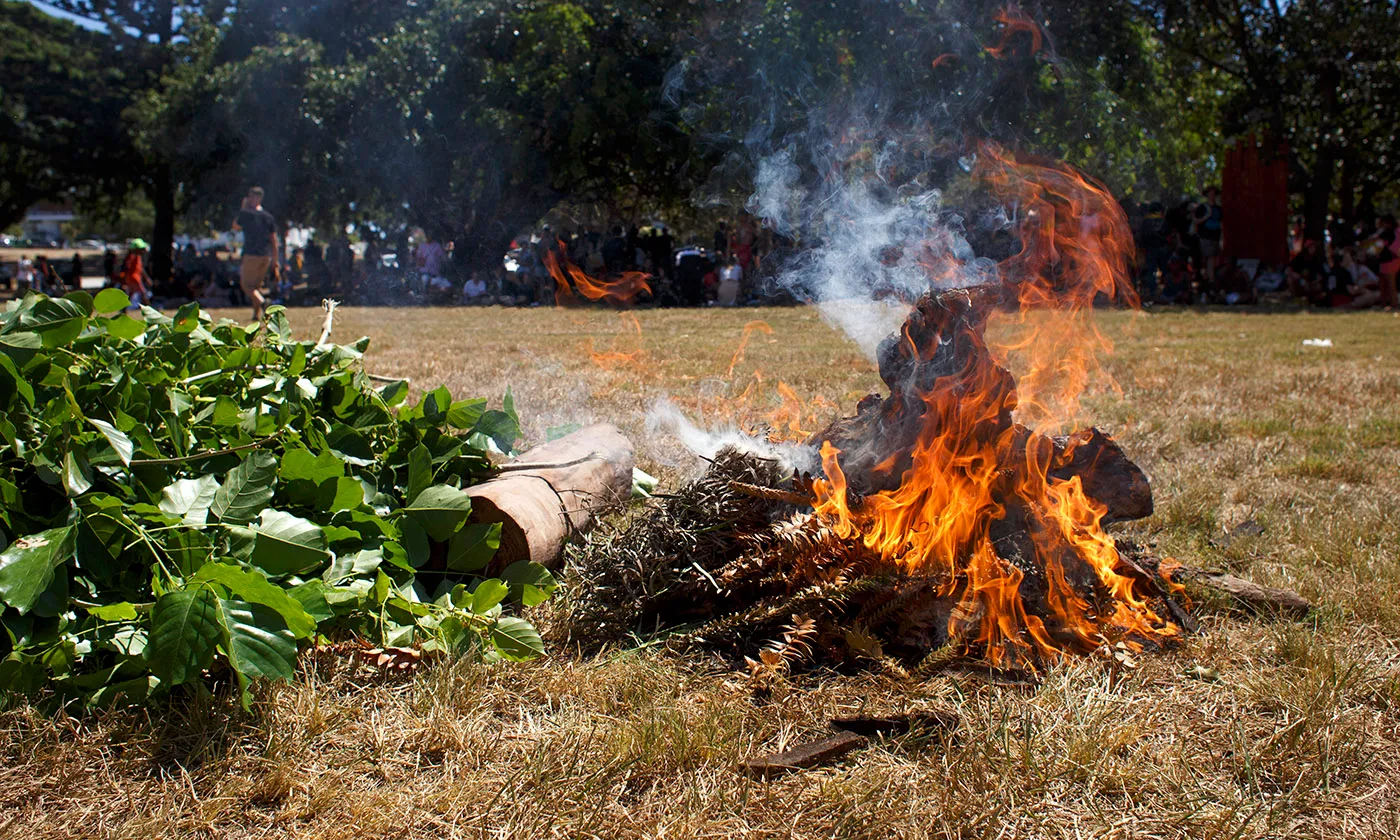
{"left": 496, "top": 266, "right": 528, "bottom": 305}
{"left": 1346, "top": 248, "right": 1382, "bottom": 308}
{"left": 1218, "top": 259, "right": 1255, "bottom": 305}
{"left": 461, "top": 271, "right": 490, "bottom": 305}
{"left": 1158, "top": 249, "right": 1193, "bottom": 304}
{"left": 717, "top": 255, "right": 743, "bottom": 306}
{"left": 1286, "top": 240, "right": 1326, "bottom": 301}
{"left": 1322, "top": 252, "right": 1354, "bottom": 308}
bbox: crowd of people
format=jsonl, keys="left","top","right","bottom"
{"left": 7, "top": 183, "right": 1398, "bottom": 316}
{"left": 1130, "top": 188, "right": 1399, "bottom": 309}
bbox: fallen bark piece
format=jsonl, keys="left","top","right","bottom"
{"left": 830, "top": 710, "right": 959, "bottom": 738}
{"left": 1192, "top": 571, "right": 1311, "bottom": 619}
{"left": 740, "top": 731, "right": 869, "bottom": 777}
{"left": 465, "top": 424, "right": 635, "bottom": 570}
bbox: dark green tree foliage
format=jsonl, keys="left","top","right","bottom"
{"left": 0, "top": 1, "right": 144, "bottom": 230}
{"left": 193, "top": 0, "right": 705, "bottom": 267}
{"left": 0, "top": 291, "right": 552, "bottom": 707}
{"left": 670, "top": 0, "right": 1214, "bottom": 206}
{"left": 1139, "top": 0, "right": 1400, "bottom": 236}
{"left": 47, "top": 0, "right": 236, "bottom": 281}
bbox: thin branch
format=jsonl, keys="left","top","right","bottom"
{"left": 129, "top": 431, "right": 284, "bottom": 467}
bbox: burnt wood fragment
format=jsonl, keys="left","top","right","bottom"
{"left": 1050, "top": 428, "right": 1154, "bottom": 522}
{"left": 1189, "top": 571, "right": 1311, "bottom": 619}
{"left": 830, "top": 710, "right": 959, "bottom": 738}
{"left": 740, "top": 731, "right": 869, "bottom": 777}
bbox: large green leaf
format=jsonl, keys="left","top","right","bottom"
{"left": 473, "top": 409, "right": 521, "bottom": 454}
{"left": 446, "top": 523, "right": 501, "bottom": 572}
{"left": 404, "top": 484, "right": 472, "bottom": 541}
{"left": 104, "top": 314, "right": 146, "bottom": 341}
{"left": 146, "top": 588, "right": 221, "bottom": 685}
{"left": 324, "top": 549, "right": 383, "bottom": 585}
{"left": 501, "top": 561, "right": 559, "bottom": 608}
{"left": 19, "top": 297, "right": 87, "bottom": 348}
{"left": 159, "top": 475, "right": 221, "bottom": 526}
{"left": 472, "top": 578, "right": 509, "bottom": 613}
{"left": 247, "top": 510, "right": 332, "bottom": 577}
{"left": 280, "top": 448, "right": 345, "bottom": 485}
{"left": 0, "top": 352, "right": 34, "bottom": 408}
{"left": 210, "top": 452, "right": 278, "bottom": 525}
{"left": 218, "top": 597, "right": 298, "bottom": 683}
{"left": 0, "top": 526, "right": 75, "bottom": 614}
{"left": 446, "top": 398, "right": 487, "bottom": 429}
{"left": 190, "top": 562, "right": 317, "bottom": 639}
{"left": 405, "top": 444, "right": 433, "bottom": 504}
{"left": 87, "top": 418, "right": 135, "bottom": 466}
{"left": 93, "top": 288, "right": 130, "bottom": 314}
{"left": 489, "top": 616, "right": 544, "bottom": 661}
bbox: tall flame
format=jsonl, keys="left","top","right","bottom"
{"left": 544, "top": 239, "right": 652, "bottom": 306}
{"left": 812, "top": 144, "right": 1174, "bottom": 667}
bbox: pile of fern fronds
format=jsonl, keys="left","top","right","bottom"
{"left": 547, "top": 448, "right": 957, "bottom": 674}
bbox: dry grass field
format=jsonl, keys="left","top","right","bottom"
{"left": 2, "top": 304, "right": 1398, "bottom": 839}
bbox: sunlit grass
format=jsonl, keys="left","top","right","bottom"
{"left": 1, "top": 305, "right": 1397, "bottom": 838}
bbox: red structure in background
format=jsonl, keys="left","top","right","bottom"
{"left": 1222, "top": 136, "right": 1290, "bottom": 266}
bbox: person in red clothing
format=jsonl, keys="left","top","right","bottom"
{"left": 121, "top": 239, "right": 152, "bottom": 310}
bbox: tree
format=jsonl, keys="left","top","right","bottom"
{"left": 180, "top": 0, "right": 709, "bottom": 268}
{"left": 47, "top": 0, "right": 236, "bottom": 281}
{"left": 1138, "top": 0, "right": 1400, "bottom": 237}
{"left": 0, "top": 0, "right": 143, "bottom": 230}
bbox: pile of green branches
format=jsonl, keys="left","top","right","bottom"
{"left": 0, "top": 291, "right": 554, "bottom": 709}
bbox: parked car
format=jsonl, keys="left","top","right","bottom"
{"left": 75, "top": 239, "right": 106, "bottom": 250}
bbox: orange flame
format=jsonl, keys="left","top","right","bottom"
{"left": 585, "top": 312, "right": 647, "bottom": 371}
{"left": 544, "top": 239, "right": 651, "bottom": 306}
{"left": 767, "top": 382, "right": 813, "bottom": 441}
{"left": 984, "top": 5, "right": 1046, "bottom": 60}
{"left": 726, "top": 320, "right": 774, "bottom": 378}
{"left": 811, "top": 144, "right": 1173, "bottom": 668}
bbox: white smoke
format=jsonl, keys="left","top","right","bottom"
{"left": 748, "top": 128, "right": 1002, "bottom": 359}
{"left": 645, "top": 399, "right": 819, "bottom": 477}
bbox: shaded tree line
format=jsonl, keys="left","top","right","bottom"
{"left": 3, "top": 0, "right": 1396, "bottom": 277}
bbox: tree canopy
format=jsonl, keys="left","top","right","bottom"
{"left": 6, "top": 0, "right": 1397, "bottom": 268}
{"left": 0, "top": 1, "right": 144, "bottom": 230}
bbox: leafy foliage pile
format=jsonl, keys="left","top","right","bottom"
{"left": 0, "top": 290, "right": 555, "bottom": 708}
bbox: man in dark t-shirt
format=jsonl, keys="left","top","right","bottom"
{"left": 233, "top": 186, "right": 279, "bottom": 320}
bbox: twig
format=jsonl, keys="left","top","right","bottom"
{"left": 316, "top": 299, "right": 341, "bottom": 347}
{"left": 494, "top": 454, "right": 602, "bottom": 473}
{"left": 129, "top": 431, "right": 284, "bottom": 467}
{"left": 728, "top": 481, "right": 812, "bottom": 507}
{"left": 366, "top": 373, "right": 410, "bottom": 384}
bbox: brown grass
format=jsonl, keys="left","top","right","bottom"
{"left": 3, "top": 304, "right": 1398, "bottom": 839}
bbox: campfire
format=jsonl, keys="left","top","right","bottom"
{"left": 561, "top": 147, "right": 1201, "bottom": 674}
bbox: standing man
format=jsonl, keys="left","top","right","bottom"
{"left": 232, "top": 186, "right": 278, "bottom": 321}
{"left": 1196, "top": 186, "right": 1224, "bottom": 289}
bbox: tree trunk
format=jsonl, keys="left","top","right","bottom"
{"left": 149, "top": 168, "right": 176, "bottom": 285}
{"left": 1302, "top": 150, "right": 1335, "bottom": 243}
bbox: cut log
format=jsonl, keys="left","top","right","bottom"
{"left": 465, "top": 424, "right": 635, "bottom": 570}
{"left": 740, "top": 731, "right": 868, "bottom": 777}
